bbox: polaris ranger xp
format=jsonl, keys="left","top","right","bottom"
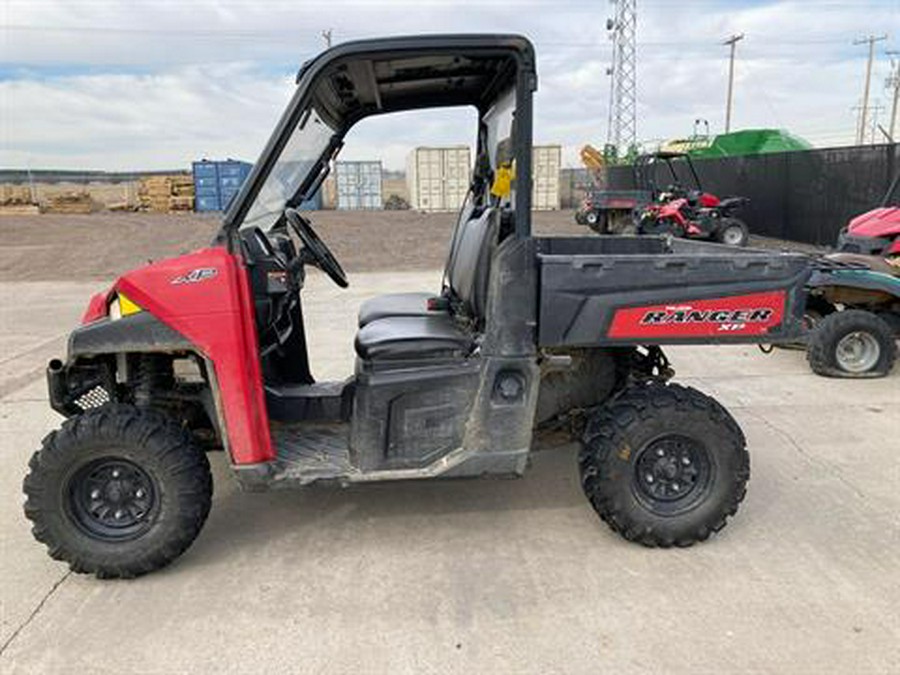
{"left": 24, "top": 35, "right": 812, "bottom": 578}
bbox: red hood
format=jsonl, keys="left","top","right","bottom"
{"left": 847, "top": 207, "right": 900, "bottom": 238}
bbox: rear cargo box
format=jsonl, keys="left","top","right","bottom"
{"left": 536, "top": 236, "right": 811, "bottom": 346}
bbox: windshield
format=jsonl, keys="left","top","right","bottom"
{"left": 241, "top": 107, "right": 336, "bottom": 230}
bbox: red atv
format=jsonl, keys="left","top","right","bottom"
{"left": 794, "top": 171, "right": 900, "bottom": 378}
{"left": 836, "top": 171, "right": 900, "bottom": 256}
{"left": 23, "top": 35, "right": 812, "bottom": 578}
{"left": 636, "top": 152, "right": 750, "bottom": 246}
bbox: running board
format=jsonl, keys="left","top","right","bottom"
{"left": 242, "top": 423, "right": 528, "bottom": 490}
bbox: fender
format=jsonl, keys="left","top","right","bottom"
{"left": 807, "top": 269, "right": 900, "bottom": 297}
{"left": 67, "top": 312, "right": 194, "bottom": 358}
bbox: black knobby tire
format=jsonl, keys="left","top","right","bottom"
{"left": 807, "top": 309, "right": 896, "bottom": 378}
{"left": 715, "top": 217, "right": 749, "bottom": 247}
{"left": 579, "top": 383, "right": 749, "bottom": 547}
{"left": 23, "top": 404, "right": 213, "bottom": 578}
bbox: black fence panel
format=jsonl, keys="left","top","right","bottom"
{"left": 604, "top": 143, "right": 898, "bottom": 245}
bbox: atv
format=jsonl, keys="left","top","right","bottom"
{"left": 635, "top": 152, "right": 750, "bottom": 246}
{"left": 836, "top": 170, "right": 899, "bottom": 256}
{"left": 781, "top": 174, "right": 900, "bottom": 378}
{"left": 576, "top": 151, "right": 750, "bottom": 246}
{"left": 23, "top": 35, "right": 812, "bottom": 578}
{"left": 801, "top": 257, "right": 899, "bottom": 377}
{"left": 793, "top": 174, "right": 900, "bottom": 377}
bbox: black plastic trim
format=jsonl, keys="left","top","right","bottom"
{"left": 69, "top": 313, "right": 194, "bottom": 358}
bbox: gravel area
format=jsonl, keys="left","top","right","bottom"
{"left": 0, "top": 210, "right": 821, "bottom": 282}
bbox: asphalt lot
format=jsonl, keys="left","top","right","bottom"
{"left": 1, "top": 269, "right": 898, "bottom": 674}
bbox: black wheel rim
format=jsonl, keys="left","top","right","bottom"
{"left": 66, "top": 457, "right": 159, "bottom": 541}
{"left": 632, "top": 435, "right": 713, "bottom": 516}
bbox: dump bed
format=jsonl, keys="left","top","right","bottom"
{"left": 536, "top": 236, "right": 810, "bottom": 347}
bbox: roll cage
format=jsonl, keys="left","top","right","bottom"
{"left": 220, "top": 34, "right": 537, "bottom": 242}
{"left": 635, "top": 151, "right": 704, "bottom": 198}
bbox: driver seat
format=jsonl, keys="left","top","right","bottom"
{"left": 357, "top": 199, "right": 478, "bottom": 327}
{"left": 354, "top": 208, "right": 498, "bottom": 362}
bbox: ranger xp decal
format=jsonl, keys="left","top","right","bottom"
{"left": 607, "top": 291, "right": 786, "bottom": 339}
{"left": 171, "top": 267, "right": 218, "bottom": 285}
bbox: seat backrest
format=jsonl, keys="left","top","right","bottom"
{"left": 447, "top": 207, "right": 498, "bottom": 320}
{"left": 442, "top": 194, "right": 478, "bottom": 285}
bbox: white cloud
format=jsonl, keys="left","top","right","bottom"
{"left": 2, "top": 0, "right": 898, "bottom": 170}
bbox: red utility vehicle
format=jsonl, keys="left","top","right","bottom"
{"left": 24, "top": 36, "right": 812, "bottom": 578}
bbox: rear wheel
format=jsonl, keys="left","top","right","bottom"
{"left": 715, "top": 218, "right": 749, "bottom": 246}
{"left": 23, "top": 405, "right": 213, "bottom": 578}
{"left": 579, "top": 383, "right": 749, "bottom": 547}
{"left": 585, "top": 210, "right": 606, "bottom": 234}
{"left": 807, "top": 309, "right": 896, "bottom": 378}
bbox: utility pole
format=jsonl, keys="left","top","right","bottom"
{"left": 723, "top": 33, "right": 744, "bottom": 134}
{"left": 886, "top": 50, "right": 900, "bottom": 142}
{"left": 605, "top": 0, "right": 638, "bottom": 158}
{"left": 321, "top": 29, "right": 333, "bottom": 49}
{"left": 868, "top": 102, "right": 885, "bottom": 143}
{"left": 853, "top": 34, "right": 887, "bottom": 145}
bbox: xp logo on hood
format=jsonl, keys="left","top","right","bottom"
{"left": 171, "top": 267, "right": 218, "bottom": 285}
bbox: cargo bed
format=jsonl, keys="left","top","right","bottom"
{"left": 536, "top": 236, "right": 810, "bottom": 346}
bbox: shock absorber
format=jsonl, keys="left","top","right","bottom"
{"left": 130, "top": 354, "right": 175, "bottom": 408}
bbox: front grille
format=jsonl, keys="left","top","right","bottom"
{"left": 74, "top": 385, "right": 111, "bottom": 411}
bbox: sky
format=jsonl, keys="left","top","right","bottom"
{"left": 2, "top": 0, "right": 899, "bottom": 171}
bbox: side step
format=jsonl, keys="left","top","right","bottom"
{"left": 270, "top": 422, "right": 355, "bottom": 485}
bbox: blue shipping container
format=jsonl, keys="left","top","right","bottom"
{"left": 297, "top": 189, "right": 323, "bottom": 211}
{"left": 192, "top": 159, "right": 253, "bottom": 212}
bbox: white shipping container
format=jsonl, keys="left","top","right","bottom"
{"left": 335, "top": 161, "right": 383, "bottom": 210}
{"left": 406, "top": 146, "right": 472, "bottom": 212}
{"left": 532, "top": 145, "right": 561, "bottom": 211}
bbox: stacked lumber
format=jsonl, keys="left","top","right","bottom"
{"left": 138, "top": 174, "right": 195, "bottom": 212}
{"left": 0, "top": 185, "right": 40, "bottom": 215}
{"left": 44, "top": 192, "right": 93, "bottom": 214}
{"left": 1, "top": 184, "right": 35, "bottom": 205}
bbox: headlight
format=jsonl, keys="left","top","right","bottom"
{"left": 108, "top": 292, "right": 142, "bottom": 321}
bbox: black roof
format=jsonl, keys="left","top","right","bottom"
{"left": 223, "top": 34, "right": 536, "bottom": 231}
{"left": 296, "top": 34, "right": 536, "bottom": 127}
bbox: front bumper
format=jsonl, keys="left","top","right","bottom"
{"left": 837, "top": 230, "right": 892, "bottom": 256}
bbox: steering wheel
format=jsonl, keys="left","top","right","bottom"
{"left": 284, "top": 208, "right": 348, "bottom": 288}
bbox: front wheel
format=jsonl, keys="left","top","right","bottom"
{"left": 715, "top": 217, "right": 749, "bottom": 246}
{"left": 579, "top": 383, "right": 749, "bottom": 547}
{"left": 23, "top": 405, "right": 213, "bottom": 578}
{"left": 807, "top": 309, "right": 896, "bottom": 378}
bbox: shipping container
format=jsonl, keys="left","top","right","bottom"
{"left": 335, "top": 161, "right": 383, "bottom": 210}
{"left": 297, "top": 189, "right": 323, "bottom": 211}
{"left": 406, "top": 146, "right": 471, "bottom": 212}
{"left": 532, "top": 145, "right": 562, "bottom": 211}
{"left": 191, "top": 159, "right": 253, "bottom": 212}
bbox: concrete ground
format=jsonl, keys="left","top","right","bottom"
{"left": 1, "top": 270, "right": 898, "bottom": 675}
